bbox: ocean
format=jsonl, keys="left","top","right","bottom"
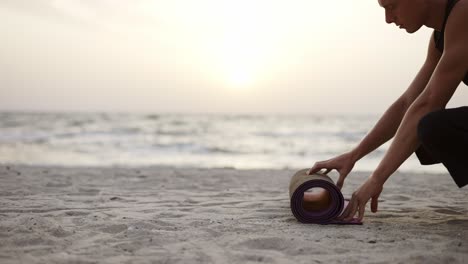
{"left": 0, "top": 112, "right": 446, "bottom": 173}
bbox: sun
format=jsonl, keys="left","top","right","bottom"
{"left": 217, "top": 30, "right": 259, "bottom": 89}
{"left": 228, "top": 69, "right": 252, "bottom": 88}
{"left": 220, "top": 42, "right": 258, "bottom": 89}
{"left": 194, "top": 1, "right": 321, "bottom": 90}
{"left": 207, "top": 1, "right": 277, "bottom": 89}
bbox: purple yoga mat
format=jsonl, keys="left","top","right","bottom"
{"left": 289, "top": 169, "right": 362, "bottom": 225}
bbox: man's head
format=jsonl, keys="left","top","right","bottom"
{"left": 378, "top": 0, "right": 427, "bottom": 33}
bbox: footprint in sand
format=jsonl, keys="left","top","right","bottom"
{"left": 446, "top": 219, "right": 468, "bottom": 227}
{"left": 65, "top": 211, "right": 90, "bottom": 216}
{"left": 109, "top": 196, "right": 125, "bottom": 201}
{"left": 236, "top": 237, "right": 288, "bottom": 251}
{"left": 183, "top": 198, "right": 199, "bottom": 204}
{"left": 78, "top": 188, "right": 100, "bottom": 196}
{"left": 50, "top": 226, "right": 70, "bottom": 237}
{"left": 157, "top": 212, "right": 186, "bottom": 218}
{"left": 386, "top": 194, "right": 411, "bottom": 201}
{"left": 46, "top": 181, "right": 72, "bottom": 188}
{"left": 336, "top": 234, "right": 356, "bottom": 239}
{"left": 376, "top": 214, "right": 398, "bottom": 219}
{"left": 101, "top": 224, "right": 128, "bottom": 234}
{"left": 395, "top": 208, "right": 414, "bottom": 213}
{"left": 334, "top": 248, "right": 351, "bottom": 254}
{"left": 434, "top": 209, "right": 463, "bottom": 215}
{"left": 68, "top": 188, "right": 101, "bottom": 196}
{"left": 241, "top": 254, "right": 273, "bottom": 263}
{"left": 255, "top": 208, "right": 285, "bottom": 213}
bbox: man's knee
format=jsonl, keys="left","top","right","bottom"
{"left": 417, "top": 110, "right": 446, "bottom": 145}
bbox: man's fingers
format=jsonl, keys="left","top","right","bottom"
{"left": 340, "top": 195, "right": 355, "bottom": 218}
{"left": 338, "top": 200, "right": 351, "bottom": 220}
{"left": 371, "top": 195, "right": 379, "bottom": 213}
{"left": 342, "top": 198, "right": 358, "bottom": 221}
{"left": 344, "top": 202, "right": 358, "bottom": 221}
{"left": 323, "top": 168, "right": 332, "bottom": 174}
{"left": 308, "top": 162, "right": 325, "bottom": 175}
{"left": 307, "top": 166, "right": 319, "bottom": 175}
{"left": 357, "top": 202, "right": 365, "bottom": 222}
{"left": 336, "top": 175, "right": 345, "bottom": 190}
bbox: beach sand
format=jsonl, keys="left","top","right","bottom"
{"left": 0, "top": 165, "right": 467, "bottom": 263}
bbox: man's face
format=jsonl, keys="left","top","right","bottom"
{"left": 378, "top": 0, "right": 423, "bottom": 33}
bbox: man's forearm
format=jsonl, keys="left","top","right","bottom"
{"left": 350, "top": 98, "right": 409, "bottom": 162}
{"left": 371, "top": 101, "right": 441, "bottom": 184}
{"left": 371, "top": 43, "right": 465, "bottom": 183}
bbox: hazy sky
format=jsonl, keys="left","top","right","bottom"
{"left": 1, "top": 0, "right": 467, "bottom": 114}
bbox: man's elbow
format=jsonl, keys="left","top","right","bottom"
{"left": 412, "top": 93, "right": 446, "bottom": 113}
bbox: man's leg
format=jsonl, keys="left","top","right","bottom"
{"left": 417, "top": 107, "right": 468, "bottom": 188}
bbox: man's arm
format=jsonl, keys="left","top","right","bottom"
{"left": 308, "top": 33, "right": 441, "bottom": 185}
{"left": 370, "top": 4, "right": 468, "bottom": 185}
{"left": 341, "top": 3, "right": 468, "bottom": 221}
{"left": 349, "top": 32, "right": 441, "bottom": 163}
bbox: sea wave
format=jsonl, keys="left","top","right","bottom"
{"left": 0, "top": 112, "right": 449, "bottom": 173}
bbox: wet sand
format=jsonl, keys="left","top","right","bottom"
{"left": 0, "top": 165, "right": 467, "bottom": 263}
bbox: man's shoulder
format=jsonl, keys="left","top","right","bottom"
{"left": 449, "top": 0, "right": 468, "bottom": 26}
{"left": 439, "top": 0, "right": 468, "bottom": 78}
{"left": 445, "top": 0, "right": 468, "bottom": 47}
{"left": 454, "top": 0, "right": 468, "bottom": 9}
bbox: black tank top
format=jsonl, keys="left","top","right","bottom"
{"left": 433, "top": 0, "right": 468, "bottom": 85}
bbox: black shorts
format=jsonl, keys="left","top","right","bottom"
{"left": 415, "top": 107, "right": 468, "bottom": 188}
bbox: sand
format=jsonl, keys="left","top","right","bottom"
{"left": 0, "top": 165, "right": 467, "bottom": 264}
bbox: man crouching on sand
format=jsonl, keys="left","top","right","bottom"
{"left": 308, "top": 0, "right": 468, "bottom": 221}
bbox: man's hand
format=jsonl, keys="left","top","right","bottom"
{"left": 307, "top": 152, "right": 356, "bottom": 189}
{"left": 339, "top": 177, "right": 383, "bottom": 222}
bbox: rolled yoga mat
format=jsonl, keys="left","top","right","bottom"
{"left": 289, "top": 168, "right": 362, "bottom": 225}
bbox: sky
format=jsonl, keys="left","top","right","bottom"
{"left": 1, "top": 0, "right": 467, "bottom": 114}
